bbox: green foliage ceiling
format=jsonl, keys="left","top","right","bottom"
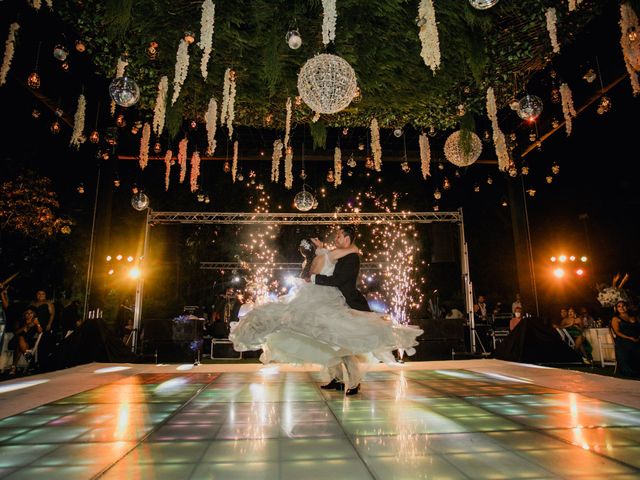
{"left": 58, "top": 0, "right": 604, "bottom": 132}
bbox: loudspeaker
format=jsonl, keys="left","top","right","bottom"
{"left": 430, "top": 224, "right": 456, "bottom": 263}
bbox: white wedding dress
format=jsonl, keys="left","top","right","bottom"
{"left": 230, "top": 250, "right": 423, "bottom": 368}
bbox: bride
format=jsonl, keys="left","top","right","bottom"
{"left": 230, "top": 236, "right": 423, "bottom": 377}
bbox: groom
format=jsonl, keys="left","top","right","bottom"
{"left": 307, "top": 225, "right": 370, "bottom": 395}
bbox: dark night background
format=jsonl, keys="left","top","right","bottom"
{"left": 1, "top": 1, "right": 639, "bottom": 328}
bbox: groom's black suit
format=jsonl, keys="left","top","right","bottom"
{"left": 315, "top": 253, "right": 371, "bottom": 312}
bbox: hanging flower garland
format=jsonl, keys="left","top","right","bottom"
{"left": 284, "top": 97, "right": 292, "bottom": 149}
{"left": 334, "top": 145, "right": 342, "bottom": 187}
{"left": 546, "top": 8, "right": 560, "bottom": 54}
{"left": 164, "top": 149, "right": 173, "bottom": 191}
{"left": 560, "top": 82, "right": 577, "bottom": 136}
{"left": 417, "top": 0, "right": 441, "bottom": 74}
{"left": 69, "top": 94, "right": 86, "bottom": 149}
{"left": 419, "top": 132, "right": 431, "bottom": 179}
{"left": 190, "top": 150, "right": 201, "bottom": 192}
{"left": 219, "top": 69, "right": 236, "bottom": 137}
{"left": 112, "top": 56, "right": 128, "bottom": 115}
{"left": 220, "top": 68, "right": 230, "bottom": 125}
{"left": 139, "top": 123, "right": 151, "bottom": 170}
{"left": 370, "top": 118, "right": 382, "bottom": 172}
{"left": 171, "top": 39, "right": 190, "bottom": 105}
{"left": 232, "top": 140, "right": 238, "bottom": 183}
{"left": 321, "top": 0, "right": 337, "bottom": 45}
{"left": 205, "top": 96, "right": 218, "bottom": 155}
{"left": 620, "top": 3, "right": 640, "bottom": 96}
{"left": 178, "top": 138, "right": 188, "bottom": 183}
{"left": 0, "top": 23, "right": 19, "bottom": 87}
{"left": 486, "top": 87, "right": 510, "bottom": 171}
{"left": 284, "top": 146, "right": 293, "bottom": 189}
{"left": 199, "top": 0, "right": 215, "bottom": 79}
{"left": 568, "top": 0, "right": 583, "bottom": 12}
{"left": 30, "top": 0, "right": 42, "bottom": 10}
{"left": 152, "top": 76, "right": 168, "bottom": 135}
{"left": 271, "top": 139, "right": 283, "bottom": 182}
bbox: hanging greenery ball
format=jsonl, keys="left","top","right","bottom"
{"left": 297, "top": 54, "right": 358, "bottom": 114}
{"left": 444, "top": 130, "right": 482, "bottom": 167}
{"left": 109, "top": 76, "right": 140, "bottom": 107}
{"left": 294, "top": 189, "right": 315, "bottom": 212}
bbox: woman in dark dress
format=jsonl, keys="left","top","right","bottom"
{"left": 611, "top": 301, "right": 640, "bottom": 377}
{"left": 9, "top": 307, "right": 43, "bottom": 374}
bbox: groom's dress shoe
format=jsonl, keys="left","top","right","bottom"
{"left": 321, "top": 379, "right": 344, "bottom": 390}
{"left": 345, "top": 384, "right": 361, "bottom": 396}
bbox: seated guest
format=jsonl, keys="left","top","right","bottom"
{"left": 565, "top": 307, "right": 593, "bottom": 363}
{"left": 611, "top": 301, "right": 640, "bottom": 377}
{"left": 579, "top": 306, "right": 596, "bottom": 328}
{"left": 509, "top": 306, "right": 523, "bottom": 331}
{"left": 552, "top": 309, "right": 575, "bottom": 348}
{"left": 8, "top": 307, "right": 43, "bottom": 374}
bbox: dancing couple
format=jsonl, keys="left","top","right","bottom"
{"left": 230, "top": 225, "right": 423, "bottom": 395}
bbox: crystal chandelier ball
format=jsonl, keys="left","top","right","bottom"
{"left": 131, "top": 192, "right": 150, "bottom": 211}
{"left": 444, "top": 130, "right": 482, "bottom": 167}
{"left": 297, "top": 54, "right": 358, "bottom": 114}
{"left": 286, "top": 30, "right": 302, "bottom": 49}
{"left": 109, "top": 76, "right": 140, "bottom": 107}
{"left": 294, "top": 189, "right": 315, "bottom": 212}
{"left": 53, "top": 44, "right": 69, "bottom": 61}
{"left": 517, "top": 94, "right": 543, "bottom": 121}
{"left": 469, "top": 0, "right": 500, "bottom": 10}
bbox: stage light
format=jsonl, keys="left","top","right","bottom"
{"left": 550, "top": 256, "right": 557, "bottom": 262}
{"left": 581, "top": 256, "right": 588, "bottom": 262}
{"left": 232, "top": 276, "right": 241, "bottom": 283}
{"left": 127, "top": 256, "right": 134, "bottom": 262}
{"left": 108, "top": 269, "right": 114, "bottom": 275}
{"left": 576, "top": 269, "right": 585, "bottom": 276}
{"left": 106, "top": 255, "right": 112, "bottom": 261}
{"left": 569, "top": 256, "right": 576, "bottom": 261}
{"left": 553, "top": 268, "right": 565, "bottom": 278}
{"left": 116, "top": 254, "right": 123, "bottom": 261}
{"left": 558, "top": 255, "right": 567, "bottom": 263}
{"left": 128, "top": 267, "right": 141, "bottom": 279}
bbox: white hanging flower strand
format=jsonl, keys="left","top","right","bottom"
{"left": 560, "top": 82, "right": 577, "bottom": 136}
{"left": 190, "top": 150, "right": 201, "bottom": 192}
{"left": 284, "top": 97, "right": 292, "bottom": 149}
{"left": 271, "top": 139, "right": 283, "bottom": 182}
{"left": 178, "top": 138, "right": 188, "bottom": 183}
{"left": 220, "top": 68, "right": 230, "bottom": 125}
{"left": 284, "top": 146, "right": 293, "bottom": 189}
{"left": 620, "top": 3, "right": 640, "bottom": 96}
{"left": 30, "top": 0, "right": 42, "bottom": 11}
{"left": 417, "top": 0, "right": 441, "bottom": 74}
{"left": 486, "top": 87, "right": 510, "bottom": 171}
{"left": 321, "top": 0, "right": 337, "bottom": 45}
{"left": 232, "top": 140, "right": 238, "bottom": 183}
{"left": 116, "top": 56, "right": 128, "bottom": 78}
{"left": 334, "top": 145, "right": 342, "bottom": 187}
{"left": 164, "top": 149, "right": 173, "bottom": 191}
{"left": 45, "top": 0, "right": 53, "bottom": 8}
{"left": 199, "top": 0, "right": 215, "bottom": 79}
{"left": 219, "top": 69, "right": 236, "bottom": 137}
{"left": 139, "top": 123, "right": 151, "bottom": 170}
{"left": 568, "top": 0, "right": 583, "bottom": 12}
{"left": 152, "top": 76, "right": 168, "bottom": 135}
{"left": 0, "top": 23, "right": 19, "bottom": 87}
{"left": 205, "top": 96, "right": 218, "bottom": 155}
{"left": 69, "top": 94, "right": 86, "bottom": 149}
{"left": 370, "top": 118, "right": 382, "bottom": 172}
{"left": 546, "top": 8, "right": 560, "bottom": 54}
{"left": 419, "top": 132, "right": 431, "bottom": 179}
{"left": 172, "top": 39, "right": 190, "bottom": 105}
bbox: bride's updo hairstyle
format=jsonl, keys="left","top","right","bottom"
{"left": 299, "top": 238, "right": 316, "bottom": 278}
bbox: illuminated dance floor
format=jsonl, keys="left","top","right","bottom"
{"left": 1, "top": 360, "right": 639, "bottom": 479}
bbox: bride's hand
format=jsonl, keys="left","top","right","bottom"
{"left": 310, "top": 238, "right": 324, "bottom": 248}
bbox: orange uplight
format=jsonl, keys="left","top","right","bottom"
{"left": 550, "top": 256, "right": 557, "bottom": 262}
{"left": 569, "top": 256, "right": 576, "bottom": 261}
{"left": 108, "top": 269, "right": 115, "bottom": 275}
{"left": 116, "top": 254, "right": 123, "bottom": 261}
{"left": 558, "top": 255, "right": 567, "bottom": 263}
{"left": 576, "top": 269, "right": 585, "bottom": 276}
{"left": 128, "top": 267, "right": 141, "bottom": 279}
{"left": 554, "top": 268, "right": 565, "bottom": 278}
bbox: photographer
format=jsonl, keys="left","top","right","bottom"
{"left": 8, "top": 307, "right": 43, "bottom": 374}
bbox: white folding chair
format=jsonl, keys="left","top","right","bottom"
{"left": 595, "top": 328, "right": 617, "bottom": 369}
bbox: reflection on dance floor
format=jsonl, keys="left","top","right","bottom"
{"left": 1, "top": 368, "right": 640, "bottom": 479}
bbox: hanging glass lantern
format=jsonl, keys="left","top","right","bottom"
{"left": 197, "top": 193, "right": 205, "bottom": 202}
{"left": 521, "top": 166, "right": 530, "bottom": 175}
{"left": 131, "top": 192, "right": 150, "bottom": 211}
{"left": 286, "top": 30, "right": 302, "bottom": 49}
{"left": 346, "top": 155, "right": 356, "bottom": 168}
{"left": 109, "top": 77, "right": 140, "bottom": 107}
{"left": 105, "top": 127, "right": 118, "bottom": 146}
{"left": 401, "top": 161, "right": 411, "bottom": 173}
{"left": 237, "top": 171, "right": 244, "bottom": 182}
{"left": 153, "top": 142, "right": 162, "bottom": 154}
{"left": 31, "top": 109, "right": 41, "bottom": 119}
{"left": 473, "top": 184, "right": 480, "bottom": 193}
{"left": 116, "top": 114, "right": 126, "bottom": 128}
{"left": 433, "top": 203, "right": 440, "bottom": 212}
{"left": 527, "top": 189, "right": 537, "bottom": 197}
{"left": 184, "top": 31, "right": 196, "bottom": 44}
{"left": 528, "top": 132, "right": 537, "bottom": 142}
{"left": 294, "top": 188, "right": 315, "bottom": 212}
{"left": 393, "top": 127, "right": 403, "bottom": 138}
{"left": 597, "top": 96, "right": 612, "bottom": 115}
{"left": 365, "top": 156, "right": 374, "bottom": 169}
{"left": 77, "top": 183, "right": 85, "bottom": 194}
{"left": 469, "top": 0, "right": 499, "bottom": 10}
{"left": 501, "top": 199, "right": 508, "bottom": 207}
{"left": 551, "top": 118, "right": 560, "bottom": 129}
{"left": 89, "top": 130, "right": 100, "bottom": 144}
{"left": 300, "top": 169, "right": 307, "bottom": 180}
{"left": 517, "top": 94, "right": 543, "bottom": 122}
{"left": 53, "top": 44, "right": 68, "bottom": 61}
{"left": 487, "top": 176, "right": 494, "bottom": 185}
{"left": 50, "top": 120, "right": 61, "bottom": 134}
{"left": 326, "top": 169, "right": 335, "bottom": 183}
{"left": 546, "top": 176, "right": 553, "bottom": 184}
{"left": 443, "top": 178, "right": 451, "bottom": 190}
{"left": 223, "top": 161, "right": 231, "bottom": 173}
{"left": 27, "top": 72, "right": 41, "bottom": 89}
{"left": 75, "top": 40, "right": 86, "bottom": 53}
{"left": 131, "top": 121, "right": 142, "bottom": 135}
{"left": 551, "top": 163, "right": 560, "bottom": 175}
{"left": 433, "top": 188, "right": 442, "bottom": 200}
{"left": 147, "top": 41, "right": 159, "bottom": 60}
{"left": 508, "top": 165, "right": 518, "bottom": 177}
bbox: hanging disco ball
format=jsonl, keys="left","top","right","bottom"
{"left": 469, "top": 0, "right": 500, "bottom": 10}
{"left": 286, "top": 30, "right": 302, "bottom": 49}
{"left": 293, "top": 189, "right": 315, "bottom": 212}
{"left": 517, "top": 94, "right": 543, "bottom": 122}
{"left": 109, "top": 76, "right": 140, "bottom": 107}
{"left": 297, "top": 54, "right": 358, "bottom": 114}
{"left": 131, "top": 192, "right": 150, "bottom": 211}
{"left": 444, "top": 130, "right": 483, "bottom": 167}
{"left": 53, "top": 44, "right": 69, "bottom": 61}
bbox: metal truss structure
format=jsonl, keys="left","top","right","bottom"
{"left": 148, "top": 211, "right": 462, "bottom": 225}
{"left": 132, "top": 209, "right": 476, "bottom": 354}
{"left": 200, "top": 261, "right": 382, "bottom": 272}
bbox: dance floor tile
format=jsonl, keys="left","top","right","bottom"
{"left": 279, "top": 438, "right": 358, "bottom": 460}
{"left": 148, "top": 424, "right": 222, "bottom": 441}
{"left": 124, "top": 441, "right": 210, "bottom": 463}
{"left": 0, "top": 428, "right": 29, "bottom": 443}
{"left": 444, "top": 451, "right": 556, "bottom": 479}
{"left": 0, "top": 415, "right": 58, "bottom": 428}
{"left": 77, "top": 425, "right": 155, "bottom": 442}
{"left": 280, "top": 459, "right": 373, "bottom": 480}
{"left": 485, "top": 430, "right": 575, "bottom": 450}
{"left": 546, "top": 427, "right": 640, "bottom": 450}
{"left": 31, "top": 441, "right": 134, "bottom": 466}
{"left": 1, "top": 465, "right": 105, "bottom": 480}
{"left": 201, "top": 439, "right": 280, "bottom": 462}
{"left": 364, "top": 454, "right": 468, "bottom": 479}
{"left": 0, "top": 444, "right": 59, "bottom": 467}
{"left": 9, "top": 426, "right": 90, "bottom": 444}
{"left": 514, "top": 448, "right": 637, "bottom": 475}
{"left": 189, "top": 461, "right": 279, "bottom": 480}
{"left": 99, "top": 461, "right": 197, "bottom": 480}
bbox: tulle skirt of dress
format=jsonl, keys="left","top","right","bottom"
{"left": 230, "top": 280, "right": 423, "bottom": 368}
